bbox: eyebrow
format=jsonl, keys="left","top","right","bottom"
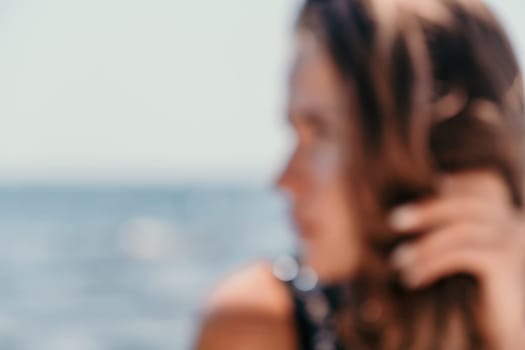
{"left": 288, "top": 99, "right": 346, "bottom": 123}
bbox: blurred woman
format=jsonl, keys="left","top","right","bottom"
{"left": 196, "top": 0, "right": 525, "bottom": 349}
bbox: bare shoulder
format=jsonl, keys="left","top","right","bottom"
{"left": 194, "top": 261, "right": 297, "bottom": 350}
{"left": 205, "top": 261, "right": 293, "bottom": 316}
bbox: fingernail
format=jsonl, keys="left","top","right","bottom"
{"left": 389, "top": 206, "right": 418, "bottom": 231}
{"left": 391, "top": 246, "right": 421, "bottom": 288}
{"left": 401, "top": 269, "right": 421, "bottom": 288}
{"left": 391, "top": 245, "right": 416, "bottom": 269}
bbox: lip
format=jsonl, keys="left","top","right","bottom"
{"left": 291, "top": 209, "right": 317, "bottom": 239}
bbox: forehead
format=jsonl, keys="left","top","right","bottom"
{"left": 288, "top": 30, "right": 347, "bottom": 118}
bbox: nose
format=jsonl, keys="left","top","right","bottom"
{"left": 274, "top": 149, "right": 301, "bottom": 198}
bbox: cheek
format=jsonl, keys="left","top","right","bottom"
{"left": 304, "top": 195, "right": 361, "bottom": 282}
{"left": 307, "top": 145, "right": 349, "bottom": 216}
{"left": 296, "top": 144, "right": 351, "bottom": 233}
{"left": 305, "top": 144, "right": 344, "bottom": 194}
{"left": 317, "top": 181, "right": 354, "bottom": 239}
{"left": 302, "top": 152, "right": 362, "bottom": 281}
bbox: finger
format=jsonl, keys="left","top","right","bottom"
{"left": 389, "top": 169, "right": 515, "bottom": 233}
{"left": 393, "top": 244, "right": 496, "bottom": 288}
{"left": 391, "top": 222, "right": 500, "bottom": 273}
{"left": 388, "top": 197, "right": 503, "bottom": 233}
{"left": 438, "top": 170, "right": 513, "bottom": 205}
{"left": 390, "top": 218, "right": 525, "bottom": 274}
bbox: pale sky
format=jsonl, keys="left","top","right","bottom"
{"left": 0, "top": 0, "right": 522, "bottom": 184}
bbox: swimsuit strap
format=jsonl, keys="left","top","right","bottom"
{"left": 272, "top": 256, "right": 346, "bottom": 350}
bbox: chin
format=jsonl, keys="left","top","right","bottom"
{"left": 301, "top": 250, "right": 347, "bottom": 285}
{"left": 300, "top": 240, "right": 361, "bottom": 285}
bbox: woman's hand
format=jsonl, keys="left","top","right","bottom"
{"left": 389, "top": 170, "right": 525, "bottom": 349}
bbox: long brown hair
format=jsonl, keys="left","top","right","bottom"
{"left": 297, "top": 0, "right": 525, "bottom": 348}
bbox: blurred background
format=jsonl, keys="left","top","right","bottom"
{"left": 0, "top": 0, "right": 522, "bottom": 349}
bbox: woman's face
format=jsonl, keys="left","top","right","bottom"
{"left": 277, "top": 31, "right": 361, "bottom": 283}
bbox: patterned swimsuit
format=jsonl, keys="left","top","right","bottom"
{"left": 272, "top": 256, "right": 346, "bottom": 350}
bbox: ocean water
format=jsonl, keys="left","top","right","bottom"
{"left": 0, "top": 185, "right": 294, "bottom": 350}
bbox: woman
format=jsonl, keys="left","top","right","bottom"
{"left": 196, "top": 0, "right": 525, "bottom": 348}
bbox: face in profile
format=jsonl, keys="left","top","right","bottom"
{"left": 277, "top": 30, "right": 362, "bottom": 284}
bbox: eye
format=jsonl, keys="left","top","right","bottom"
{"left": 288, "top": 107, "right": 340, "bottom": 147}
{"left": 303, "top": 112, "right": 333, "bottom": 140}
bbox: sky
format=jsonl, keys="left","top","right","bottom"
{"left": 0, "top": 0, "right": 522, "bottom": 185}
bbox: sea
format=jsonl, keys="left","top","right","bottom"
{"left": 0, "top": 185, "right": 294, "bottom": 350}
